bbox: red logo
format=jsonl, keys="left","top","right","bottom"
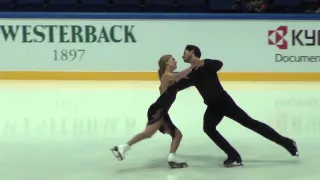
{"left": 268, "top": 26, "right": 288, "bottom": 50}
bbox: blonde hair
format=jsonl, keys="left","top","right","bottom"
{"left": 157, "top": 55, "right": 172, "bottom": 79}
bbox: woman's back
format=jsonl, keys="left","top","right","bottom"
{"left": 155, "top": 73, "right": 179, "bottom": 111}
{"left": 159, "top": 73, "right": 176, "bottom": 94}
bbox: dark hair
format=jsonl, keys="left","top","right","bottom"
{"left": 157, "top": 55, "right": 172, "bottom": 79}
{"left": 185, "top": 45, "right": 201, "bottom": 58}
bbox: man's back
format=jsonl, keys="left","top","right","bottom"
{"left": 188, "top": 59, "right": 224, "bottom": 104}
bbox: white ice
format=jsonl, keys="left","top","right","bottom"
{"left": 0, "top": 80, "right": 319, "bottom": 180}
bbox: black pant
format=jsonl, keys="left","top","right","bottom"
{"left": 203, "top": 91, "right": 290, "bottom": 157}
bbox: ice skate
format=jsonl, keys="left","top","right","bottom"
{"left": 168, "top": 153, "right": 188, "bottom": 168}
{"left": 223, "top": 155, "right": 243, "bottom": 168}
{"left": 292, "top": 140, "right": 299, "bottom": 157}
{"left": 111, "top": 144, "right": 130, "bottom": 161}
{"left": 285, "top": 139, "right": 299, "bottom": 157}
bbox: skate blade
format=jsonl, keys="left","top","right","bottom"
{"left": 293, "top": 141, "right": 299, "bottom": 157}
{"left": 110, "top": 146, "right": 123, "bottom": 161}
{"left": 168, "top": 161, "right": 188, "bottom": 169}
{"left": 224, "top": 162, "right": 244, "bottom": 168}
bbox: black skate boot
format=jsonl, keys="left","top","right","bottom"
{"left": 284, "top": 139, "right": 299, "bottom": 157}
{"left": 224, "top": 155, "right": 243, "bottom": 168}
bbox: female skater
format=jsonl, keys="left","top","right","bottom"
{"left": 111, "top": 55, "right": 196, "bottom": 168}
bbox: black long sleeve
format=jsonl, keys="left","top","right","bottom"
{"left": 185, "top": 59, "right": 224, "bottom": 104}
{"left": 204, "top": 59, "right": 223, "bottom": 72}
{"left": 176, "top": 78, "right": 194, "bottom": 91}
{"left": 171, "top": 59, "right": 224, "bottom": 104}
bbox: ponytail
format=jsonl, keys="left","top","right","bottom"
{"left": 158, "top": 68, "right": 165, "bottom": 79}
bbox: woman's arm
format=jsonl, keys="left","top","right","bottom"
{"left": 165, "top": 66, "right": 193, "bottom": 82}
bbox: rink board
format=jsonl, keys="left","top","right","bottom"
{"left": 0, "top": 13, "right": 320, "bottom": 81}
{"left": 1, "top": 71, "right": 320, "bottom": 81}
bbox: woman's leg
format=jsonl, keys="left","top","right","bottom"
{"left": 127, "top": 119, "right": 163, "bottom": 146}
{"left": 169, "top": 128, "right": 183, "bottom": 153}
{"left": 161, "top": 115, "right": 188, "bottom": 168}
{"left": 111, "top": 116, "right": 163, "bottom": 161}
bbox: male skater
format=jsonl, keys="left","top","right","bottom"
{"left": 176, "top": 45, "right": 299, "bottom": 167}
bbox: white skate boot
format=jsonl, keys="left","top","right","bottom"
{"left": 111, "top": 144, "right": 130, "bottom": 161}
{"left": 167, "top": 153, "right": 188, "bottom": 168}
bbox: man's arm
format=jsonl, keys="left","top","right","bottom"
{"left": 165, "top": 66, "right": 193, "bottom": 82}
{"left": 175, "top": 76, "right": 194, "bottom": 91}
{"left": 204, "top": 59, "right": 223, "bottom": 72}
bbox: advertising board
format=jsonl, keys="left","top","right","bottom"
{"left": 0, "top": 13, "right": 319, "bottom": 80}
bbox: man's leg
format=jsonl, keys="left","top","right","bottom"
{"left": 222, "top": 92, "right": 299, "bottom": 157}
{"left": 203, "top": 105, "right": 243, "bottom": 167}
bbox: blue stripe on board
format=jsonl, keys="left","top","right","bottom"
{"left": 0, "top": 12, "right": 319, "bottom": 20}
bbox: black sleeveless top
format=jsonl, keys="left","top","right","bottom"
{"left": 153, "top": 81, "right": 180, "bottom": 112}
